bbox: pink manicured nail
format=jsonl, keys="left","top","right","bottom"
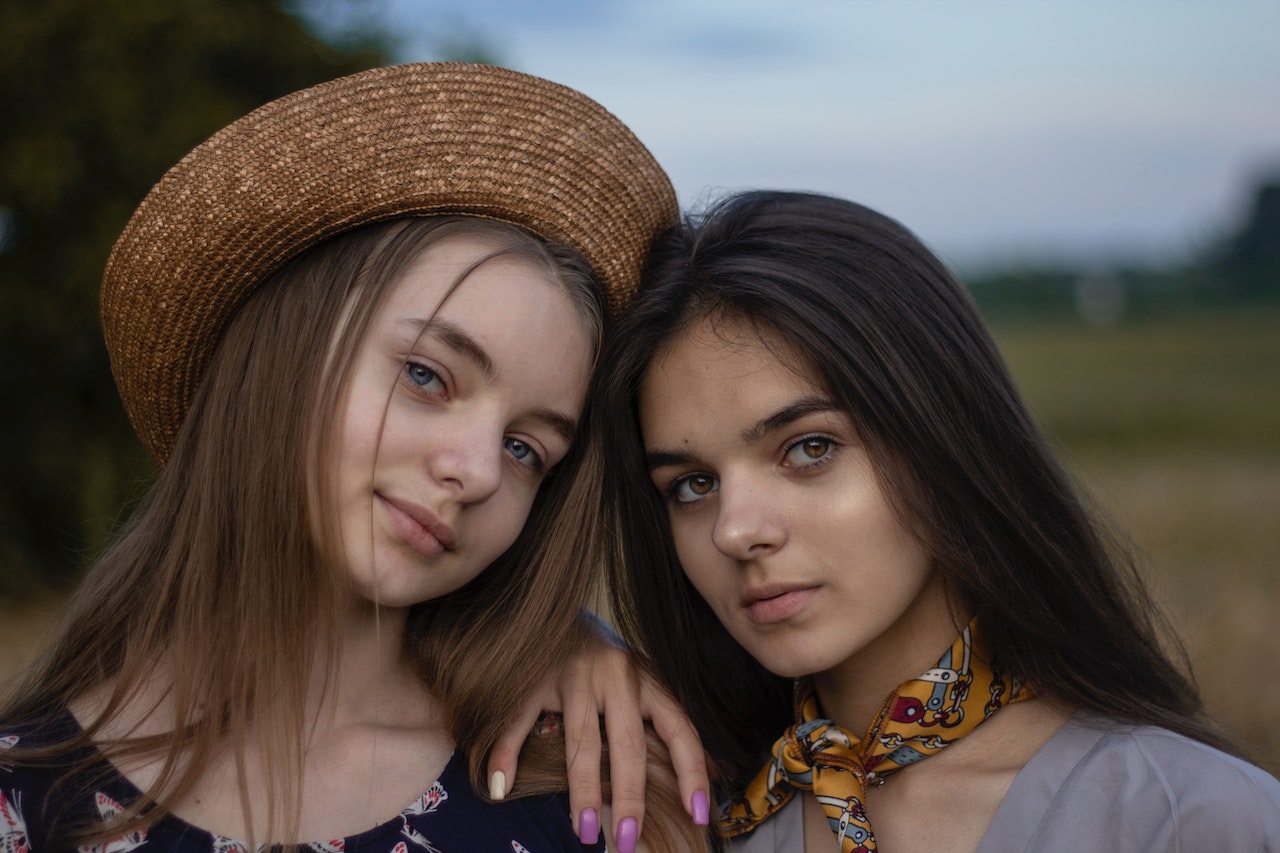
{"left": 616, "top": 816, "right": 638, "bottom": 853}
{"left": 691, "top": 789, "right": 710, "bottom": 826}
{"left": 579, "top": 807, "right": 600, "bottom": 845}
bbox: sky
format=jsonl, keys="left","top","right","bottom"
{"left": 349, "top": 0, "right": 1280, "bottom": 271}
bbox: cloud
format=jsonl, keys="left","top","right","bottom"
{"left": 384, "top": 0, "right": 1280, "bottom": 265}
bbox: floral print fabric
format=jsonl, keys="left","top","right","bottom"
{"left": 0, "top": 710, "right": 598, "bottom": 853}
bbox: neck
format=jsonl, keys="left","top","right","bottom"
{"left": 811, "top": 580, "right": 966, "bottom": 735}
{"left": 71, "top": 597, "right": 441, "bottom": 763}
{"left": 309, "top": 599, "right": 435, "bottom": 731}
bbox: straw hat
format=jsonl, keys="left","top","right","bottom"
{"left": 100, "top": 62, "right": 677, "bottom": 463}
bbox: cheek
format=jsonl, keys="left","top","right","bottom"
{"left": 864, "top": 502, "right": 922, "bottom": 569}
{"left": 476, "top": 483, "right": 541, "bottom": 556}
{"left": 335, "top": 390, "right": 390, "bottom": 478}
{"left": 822, "top": 487, "right": 929, "bottom": 585}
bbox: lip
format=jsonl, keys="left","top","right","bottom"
{"left": 742, "top": 584, "right": 820, "bottom": 625}
{"left": 377, "top": 493, "right": 457, "bottom": 557}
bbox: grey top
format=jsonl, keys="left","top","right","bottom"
{"left": 729, "top": 711, "right": 1280, "bottom": 852}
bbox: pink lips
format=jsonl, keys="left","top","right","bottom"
{"left": 378, "top": 494, "right": 456, "bottom": 558}
{"left": 743, "top": 585, "right": 819, "bottom": 624}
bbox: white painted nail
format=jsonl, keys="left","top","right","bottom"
{"left": 489, "top": 769, "right": 507, "bottom": 801}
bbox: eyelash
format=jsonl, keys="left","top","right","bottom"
{"left": 661, "top": 473, "right": 717, "bottom": 507}
{"left": 782, "top": 433, "right": 840, "bottom": 469}
{"left": 504, "top": 437, "right": 546, "bottom": 473}
{"left": 659, "top": 433, "right": 840, "bottom": 507}
{"left": 403, "top": 359, "right": 447, "bottom": 398}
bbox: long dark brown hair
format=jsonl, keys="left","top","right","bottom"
{"left": 601, "top": 190, "right": 1235, "bottom": 810}
{"left": 2, "top": 217, "right": 615, "bottom": 847}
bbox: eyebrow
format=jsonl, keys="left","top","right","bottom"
{"left": 645, "top": 395, "right": 839, "bottom": 471}
{"left": 398, "top": 318, "right": 496, "bottom": 381}
{"left": 397, "top": 318, "right": 578, "bottom": 444}
{"left": 529, "top": 407, "right": 580, "bottom": 445}
{"left": 740, "top": 396, "right": 839, "bottom": 444}
{"left": 645, "top": 449, "right": 697, "bottom": 471}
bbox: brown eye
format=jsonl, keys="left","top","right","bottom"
{"left": 671, "top": 473, "right": 718, "bottom": 504}
{"left": 784, "top": 436, "right": 835, "bottom": 467}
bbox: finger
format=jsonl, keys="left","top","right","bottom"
{"left": 561, "top": 654, "right": 605, "bottom": 838}
{"left": 487, "top": 685, "right": 558, "bottom": 801}
{"left": 643, "top": 680, "right": 712, "bottom": 825}
{"left": 602, "top": 656, "right": 649, "bottom": 843}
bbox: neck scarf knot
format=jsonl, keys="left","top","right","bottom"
{"left": 719, "top": 621, "right": 1029, "bottom": 852}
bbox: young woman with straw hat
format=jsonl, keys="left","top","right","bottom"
{"left": 598, "top": 190, "right": 1280, "bottom": 851}
{"left": 0, "top": 63, "right": 708, "bottom": 853}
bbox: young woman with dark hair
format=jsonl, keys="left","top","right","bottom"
{"left": 600, "top": 189, "right": 1280, "bottom": 851}
{"left": 0, "top": 63, "right": 708, "bottom": 853}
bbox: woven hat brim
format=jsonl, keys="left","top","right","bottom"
{"left": 100, "top": 62, "right": 677, "bottom": 462}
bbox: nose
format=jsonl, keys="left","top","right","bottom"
{"left": 426, "top": 415, "right": 503, "bottom": 503}
{"left": 709, "top": 474, "right": 786, "bottom": 561}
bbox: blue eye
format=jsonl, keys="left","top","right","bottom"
{"left": 504, "top": 436, "right": 544, "bottom": 471}
{"left": 669, "top": 473, "right": 718, "bottom": 505}
{"left": 404, "top": 361, "right": 445, "bottom": 395}
{"left": 784, "top": 435, "right": 835, "bottom": 467}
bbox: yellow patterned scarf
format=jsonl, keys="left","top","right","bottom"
{"left": 720, "top": 621, "right": 1029, "bottom": 852}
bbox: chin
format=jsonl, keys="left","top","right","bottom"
{"left": 739, "top": 641, "right": 829, "bottom": 681}
{"left": 349, "top": 568, "right": 444, "bottom": 610}
{"left": 758, "top": 660, "right": 821, "bottom": 680}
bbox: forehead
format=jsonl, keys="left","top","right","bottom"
{"left": 640, "top": 315, "right": 821, "bottom": 433}
{"left": 384, "top": 232, "right": 594, "bottom": 398}
{"left": 385, "top": 231, "right": 551, "bottom": 307}
{"left": 383, "top": 232, "right": 588, "bottom": 338}
{"left": 649, "top": 314, "right": 813, "bottom": 385}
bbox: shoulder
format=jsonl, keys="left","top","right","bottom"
{"left": 2, "top": 707, "right": 84, "bottom": 784}
{"left": 980, "top": 711, "right": 1280, "bottom": 851}
{"left": 2, "top": 709, "right": 158, "bottom": 853}
{"left": 1, "top": 712, "right": 79, "bottom": 853}
{"left": 1056, "top": 712, "right": 1280, "bottom": 806}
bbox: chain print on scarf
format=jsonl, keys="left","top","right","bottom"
{"left": 720, "top": 620, "right": 1030, "bottom": 852}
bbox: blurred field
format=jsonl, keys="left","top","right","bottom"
{"left": 993, "top": 305, "right": 1280, "bottom": 774}
{"left": 0, "top": 597, "right": 61, "bottom": 688}
{"left": 2, "top": 305, "right": 1278, "bottom": 775}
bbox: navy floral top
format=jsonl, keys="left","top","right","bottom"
{"left": 0, "top": 709, "right": 602, "bottom": 853}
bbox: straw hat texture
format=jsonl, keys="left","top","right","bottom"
{"left": 100, "top": 62, "right": 677, "bottom": 463}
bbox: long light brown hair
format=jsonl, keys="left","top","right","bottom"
{"left": 2, "top": 217, "right": 627, "bottom": 847}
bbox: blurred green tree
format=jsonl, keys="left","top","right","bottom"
{"left": 0, "top": 0, "right": 393, "bottom": 597}
{"left": 965, "top": 168, "right": 1280, "bottom": 323}
{"left": 1210, "top": 177, "right": 1280, "bottom": 299}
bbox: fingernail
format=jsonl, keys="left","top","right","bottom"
{"left": 489, "top": 770, "right": 507, "bottom": 801}
{"left": 691, "top": 789, "right": 710, "bottom": 825}
{"left": 578, "top": 807, "right": 600, "bottom": 845}
{"left": 616, "top": 817, "right": 638, "bottom": 853}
